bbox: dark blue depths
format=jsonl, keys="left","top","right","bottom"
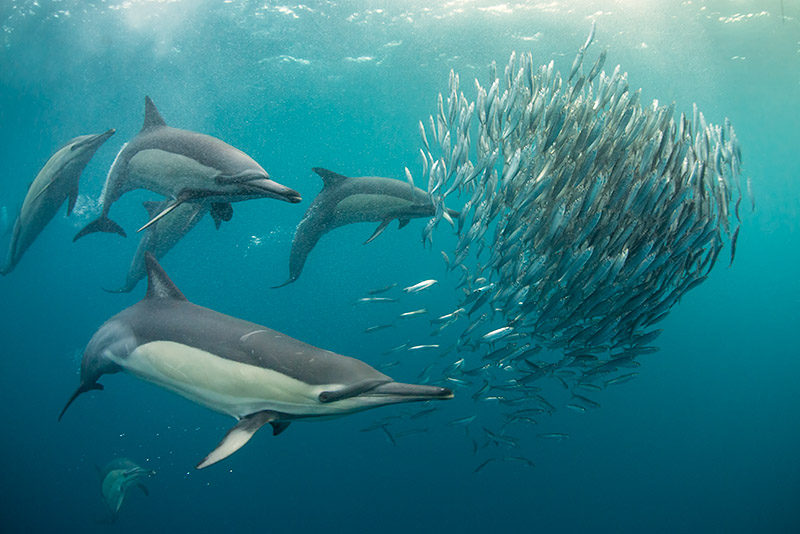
{"left": 0, "top": 2, "right": 798, "bottom": 533}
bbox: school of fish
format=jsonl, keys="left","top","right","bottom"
{"left": 359, "top": 26, "right": 750, "bottom": 468}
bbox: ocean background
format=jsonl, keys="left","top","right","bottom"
{"left": 0, "top": 1, "right": 798, "bottom": 532}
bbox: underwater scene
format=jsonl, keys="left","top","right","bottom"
{"left": 0, "top": 1, "right": 798, "bottom": 532}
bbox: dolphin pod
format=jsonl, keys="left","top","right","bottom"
{"left": 273, "top": 167, "right": 460, "bottom": 287}
{"left": 74, "top": 96, "right": 301, "bottom": 241}
{"left": 1, "top": 129, "right": 115, "bottom": 275}
{"left": 98, "top": 458, "right": 155, "bottom": 522}
{"left": 60, "top": 253, "right": 453, "bottom": 469}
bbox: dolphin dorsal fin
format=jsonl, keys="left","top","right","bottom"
{"left": 312, "top": 167, "right": 349, "bottom": 188}
{"left": 141, "top": 96, "right": 167, "bottom": 132}
{"left": 144, "top": 252, "right": 187, "bottom": 301}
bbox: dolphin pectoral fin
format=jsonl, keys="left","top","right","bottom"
{"left": 67, "top": 184, "right": 80, "bottom": 217}
{"left": 59, "top": 382, "right": 104, "bottom": 421}
{"left": 364, "top": 220, "right": 392, "bottom": 245}
{"left": 270, "top": 421, "right": 291, "bottom": 436}
{"left": 210, "top": 202, "right": 233, "bottom": 229}
{"left": 196, "top": 411, "right": 279, "bottom": 469}
{"left": 74, "top": 216, "right": 127, "bottom": 241}
{"left": 137, "top": 483, "right": 149, "bottom": 497}
{"left": 398, "top": 218, "right": 411, "bottom": 229}
{"left": 137, "top": 202, "right": 182, "bottom": 233}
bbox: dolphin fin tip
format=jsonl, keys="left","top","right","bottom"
{"left": 196, "top": 411, "right": 277, "bottom": 469}
{"left": 58, "top": 382, "right": 104, "bottom": 421}
{"left": 101, "top": 285, "right": 134, "bottom": 294}
{"left": 270, "top": 278, "right": 296, "bottom": 289}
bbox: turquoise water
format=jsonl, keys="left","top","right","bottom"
{"left": 1, "top": 1, "right": 798, "bottom": 532}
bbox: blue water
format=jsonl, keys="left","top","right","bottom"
{"left": 1, "top": 1, "right": 798, "bottom": 532}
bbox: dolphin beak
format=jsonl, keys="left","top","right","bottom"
{"left": 247, "top": 178, "right": 302, "bottom": 204}
{"left": 366, "top": 382, "right": 454, "bottom": 400}
{"left": 73, "top": 129, "right": 116, "bottom": 151}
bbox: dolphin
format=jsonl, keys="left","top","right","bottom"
{"left": 73, "top": 96, "right": 301, "bottom": 241}
{"left": 273, "top": 167, "right": 460, "bottom": 287}
{"left": 60, "top": 252, "right": 453, "bottom": 469}
{"left": 105, "top": 200, "right": 210, "bottom": 293}
{"left": 1, "top": 129, "right": 115, "bottom": 275}
{"left": 98, "top": 457, "right": 155, "bottom": 522}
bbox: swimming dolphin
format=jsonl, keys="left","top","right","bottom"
{"left": 73, "top": 96, "right": 301, "bottom": 241}
{"left": 273, "top": 167, "right": 460, "bottom": 287}
{"left": 105, "top": 200, "right": 210, "bottom": 293}
{"left": 1, "top": 129, "right": 115, "bottom": 275}
{"left": 60, "top": 253, "right": 453, "bottom": 469}
{"left": 99, "top": 458, "right": 155, "bottom": 522}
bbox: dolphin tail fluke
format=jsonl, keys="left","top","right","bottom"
{"left": 196, "top": 410, "right": 279, "bottom": 469}
{"left": 59, "top": 382, "right": 104, "bottom": 421}
{"left": 74, "top": 216, "right": 127, "bottom": 241}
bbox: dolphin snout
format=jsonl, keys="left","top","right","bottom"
{"left": 368, "top": 382, "right": 454, "bottom": 400}
{"left": 249, "top": 178, "right": 302, "bottom": 204}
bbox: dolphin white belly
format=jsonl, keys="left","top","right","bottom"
{"left": 117, "top": 341, "right": 348, "bottom": 419}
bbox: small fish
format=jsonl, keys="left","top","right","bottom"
{"left": 403, "top": 279, "right": 439, "bottom": 293}
{"left": 441, "top": 250, "right": 451, "bottom": 270}
{"left": 474, "top": 458, "right": 496, "bottom": 473}
{"left": 447, "top": 415, "right": 477, "bottom": 427}
{"left": 407, "top": 344, "right": 440, "bottom": 351}
{"left": 431, "top": 308, "right": 465, "bottom": 324}
{"left": 482, "top": 427, "right": 520, "bottom": 448}
{"left": 410, "top": 407, "right": 437, "bottom": 419}
{"left": 397, "top": 309, "right": 428, "bottom": 320}
{"left": 368, "top": 283, "right": 397, "bottom": 295}
{"left": 364, "top": 324, "right": 394, "bottom": 334}
{"left": 729, "top": 225, "right": 740, "bottom": 267}
{"left": 395, "top": 428, "right": 429, "bottom": 438}
{"left": 537, "top": 433, "right": 570, "bottom": 440}
{"left": 504, "top": 456, "right": 535, "bottom": 469}
{"left": 604, "top": 372, "right": 639, "bottom": 388}
{"left": 380, "top": 424, "right": 397, "bottom": 446}
{"left": 480, "top": 326, "right": 514, "bottom": 343}
{"left": 382, "top": 341, "right": 410, "bottom": 355}
{"left": 354, "top": 297, "right": 398, "bottom": 304}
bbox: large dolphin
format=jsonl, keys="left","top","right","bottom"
{"left": 105, "top": 200, "right": 210, "bottom": 293}
{"left": 60, "top": 253, "right": 453, "bottom": 469}
{"left": 274, "top": 167, "right": 460, "bottom": 287}
{"left": 1, "top": 130, "right": 115, "bottom": 275}
{"left": 74, "top": 96, "right": 301, "bottom": 241}
{"left": 98, "top": 457, "right": 155, "bottom": 522}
